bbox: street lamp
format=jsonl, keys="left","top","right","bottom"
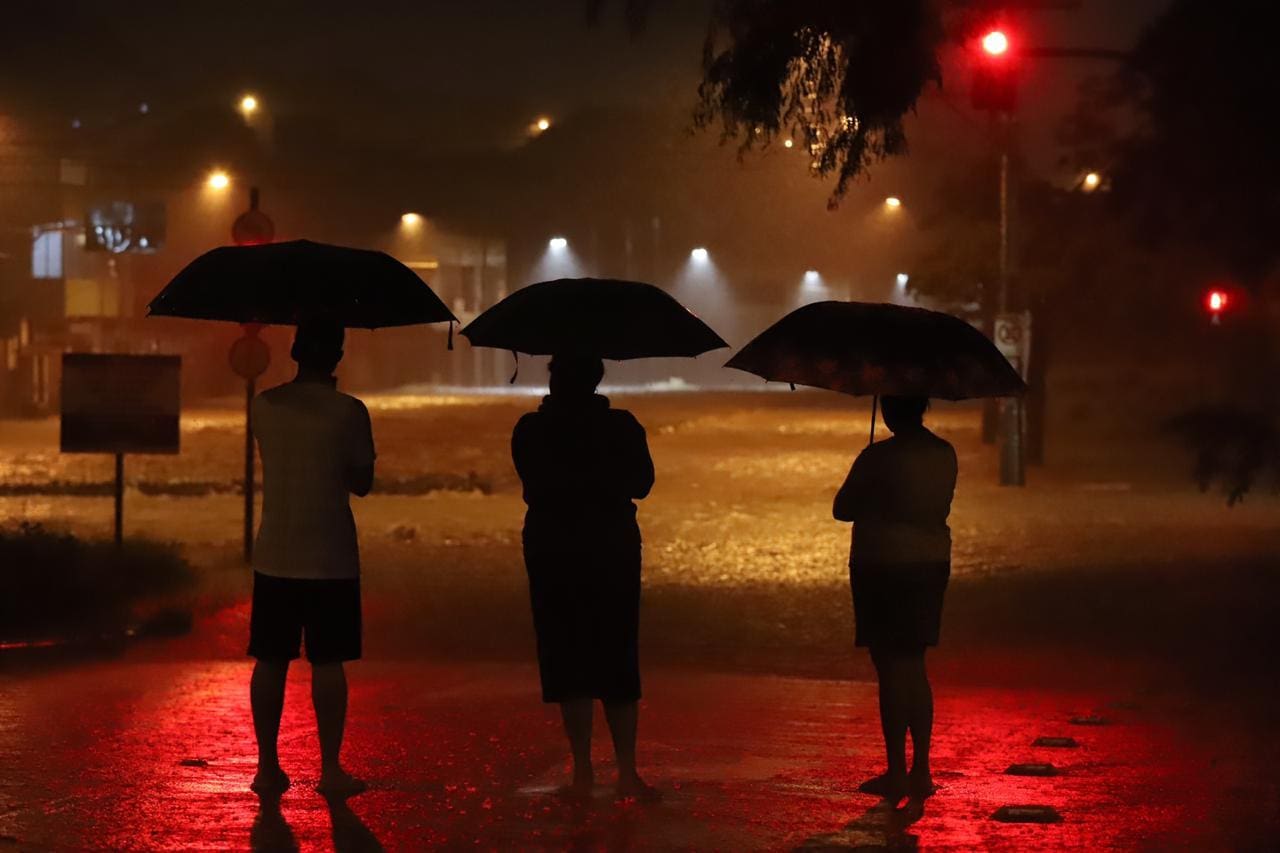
{"left": 884, "top": 196, "right": 903, "bottom": 210}
{"left": 206, "top": 170, "right": 231, "bottom": 191}
{"left": 690, "top": 247, "right": 709, "bottom": 263}
{"left": 548, "top": 236, "right": 568, "bottom": 251}
{"left": 1082, "top": 171, "right": 1102, "bottom": 192}
{"left": 401, "top": 212, "right": 422, "bottom": 227}
{"left": 896, "top": 273, "right": 910, "bottom": 288}
{"left": 238, "top": 94, "right": 259, "bottom": 118}
{"left": 783, "top": 138, "right": 794, "bottom": 149}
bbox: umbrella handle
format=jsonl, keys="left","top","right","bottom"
{"left": 447, "top": 321, "right": 454, "bottom": 351}
{"left": 509, "top": 351, "right": 519, "bottom": 385}
{"left": 869, "top": 394, "right": 878, "bottom": 446}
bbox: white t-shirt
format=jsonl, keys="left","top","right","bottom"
{"left": 251, "top": 379, "right": 375, "bottom": 580}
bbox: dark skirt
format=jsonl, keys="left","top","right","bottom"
{"left": 522, "top": 523, "right": 642, "bottom": 703}
{"left": 850, "top": 560, "right": 950, "bottom": 651}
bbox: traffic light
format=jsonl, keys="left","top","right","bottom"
{"left": 972, "top": 28, "right": 1018, "bottom": 113}
{"left": 1205, "top": 288, "right": 1230, "bottom": 324}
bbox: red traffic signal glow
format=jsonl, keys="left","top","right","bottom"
{"left": 982, "top": 30, "right": 1010, "bottom": 56}
{"left": 1205, "top": 289, "right": 1229, "bottom": 314}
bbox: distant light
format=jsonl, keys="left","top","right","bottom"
{"left": 549, "top": 236, "right": 568, "bottom": 251}
{"left": 1082, "top": 171, "right": 1101, "bottom": 191}
{"left": 400, "top": 212, "right": 422, "bottom": 227}
{"left": 884, "top": 196, "right": 903, "bottom": 209}
{"left": 1206, "top": 289, "right": 1228, "bottom": 314}
{"left": 139, "top": 237, "right": 149, "bottom": 249}
{"left": 239, "top": 94, "right": 259, "bottom": 117}
{"left": 982, "top": 30, "right": 1010, "bottom": 57}
{"left": 206, "top": 170, "right": 231, "bottom": 191}
{"left": 803, "top": 270, "right": 821, "bottom": 284}
{"left": 896, "top": 273, "right": 910, "bottom": 287}
{"left": 71, "top": 118, "right": 81, "bottom": 129}
{"left": 690, "top": 247, "right": 709, "bottom": 263}
{"left": 536, "top": 116, "right": 551, "bottom": 132}
{"left": 138, "top": 102, "right": 150, "bottom": 115}
{"left": 783, "top": 138, "right": 794, "bottom": 149}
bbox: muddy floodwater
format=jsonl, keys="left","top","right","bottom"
{"left": 2, "top": 391, "right": 1279, "bottom": 848}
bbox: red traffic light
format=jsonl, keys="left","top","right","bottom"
{"left": 982, "top": 30, "right": 1010, "bottom": 56}
{"left": 1205, "top": 289, "right": 1229, "bottom": 314}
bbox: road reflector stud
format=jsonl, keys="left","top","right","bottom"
{"left": 993, "top": 805, "right": 1063, "bottom": 823}
{"left": 1005, "top": 763, "right": 1059, "bottom": 776}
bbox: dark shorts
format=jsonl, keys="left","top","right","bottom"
{"left": 851, "top": 560, "right": 949, "bottom": 651}
{"left": 248, "top": 572, "right": 362, "bottom": 664}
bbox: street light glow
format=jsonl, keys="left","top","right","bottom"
{"left": 884, "top": 196, "right": 902, "bottom": 209}
{"left": 896, "top": 273, "right": 910, "bottom": 287}
{"left": 982, "top": 30, "right": 1009, "bottom": 56}
{"left": 548, "top": 236, "right": 568, "bottom": 251}
{"left": 401, "top": 212, "right": 422, "bottom": 227}
{"left": 783, "top": 138, "right": 794, "bottom": 149}
{"left": 239, "top": 94, "right": 259, "bottom": 116}
{"left": 536, "top": 116, "right": 551, "bottom": 132}
{"left": 206, "top": 170, "right": 231, "bottom": 191}
{"left": 690, "top": 247, "right": 709, "bottom": 263}
{"left": 803, "top": 270, "right": 820, "bottom": 284}
{"left": 1083, "top": 171, "right": 1102, "bottom": 191}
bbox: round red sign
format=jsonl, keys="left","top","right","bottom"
{"left": 229, "top": 334, "right": 271, "bottom": 380}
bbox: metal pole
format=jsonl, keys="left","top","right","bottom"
{"left": 997, "top": 135, "right": 1026, "bottom": 486}
{"left": 114, "top": 453, "right": 124, "bottom": 547}
{"left": 244, "top": 378, "right": 256, "bottom": 563}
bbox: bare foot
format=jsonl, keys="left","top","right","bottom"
{"left": 555, "top": 771, "right": 595, "bottom": 801}
{"left": 251, "top": 766, "right": 291, "bottom": 794}
{"left": 858, "top": 772, "right": 909, "bottom": 803}
{"left": 908, "top": 768, "right": 937, "bottom": 800}
{"left": 616, "top": 773, "right": 662, "bottom": 803}
{"left": 316, "top": 768, "right": 367, "bottom": 797}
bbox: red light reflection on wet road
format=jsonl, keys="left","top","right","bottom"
{"left": 0, "top": 650, "right": 1251, "bottom": 850}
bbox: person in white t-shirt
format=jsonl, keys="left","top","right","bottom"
{"left": 247, "top": 320, "right": 375, "bottom": 797}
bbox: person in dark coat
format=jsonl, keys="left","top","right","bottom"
{"left": 833, "top": 395, "right": 957, "bottom": 803}
{"left": 511, "top": 354, "right": 660, "bottom": 800}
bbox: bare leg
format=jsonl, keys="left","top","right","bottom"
{"left": 250, "top": 660, "right": 291, "bottom": 792}
{"left": 313, "top": 663, "right": 364, "bottom": 794}
{"left": 604, "top": 701, "right": 660, "bottom": 800}
{"left": 861, "top": 650, "right": 909, "bottom": 800}
{"left": 904, "top": 653, "right": 935, "bottom": 797}
{"left": 559, "top": 699, "right": 594, "bottom": 793}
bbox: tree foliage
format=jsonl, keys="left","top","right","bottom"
{"left": 693, "top": 1, "right": 946, "bottom": 205}
{"left": 1099, "top": 0, "right": 1280, "bottom": 282}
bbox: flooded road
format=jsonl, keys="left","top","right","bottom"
{"left": 3, "top": 392, "right": 1279, "bottom": 847}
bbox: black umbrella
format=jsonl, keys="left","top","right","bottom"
{"left": 460, "top": 278, "right": 727, "bottom": 360}
{"left": 147, "top": 239, "right": 456, "bottom": 330}
{"left": 726, "top": 301, "right": 1025, "bottom": 439}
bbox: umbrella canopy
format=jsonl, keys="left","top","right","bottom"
{"left": 460, "top": 278, "right": 727, "bottom": 360}
{"left": 726, "top": 301, "right": 1025, "bottom": 400}
{"left": 147, "top": 239, "right": 456, "bottom": 329}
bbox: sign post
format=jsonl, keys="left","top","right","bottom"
{"left": 230, "top": 326, "right": 271, "bottom": 562}
{"left": 230, "top": 186, "right": 275, "bottom": 563}
{"left": 60, "top": 354, "right": 182, "bottom": 545}
{"left": 995, "top": 311, "right": 1032, "bottom": 487}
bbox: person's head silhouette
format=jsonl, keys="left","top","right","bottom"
{"left": 881, "top": 395, "right": 929, "bottom": 434}
{"left": 548, "top": 355, "right": 604, "bottom": 398}
{"left": 291, "top": 320, "right": 345, "bottom": 375}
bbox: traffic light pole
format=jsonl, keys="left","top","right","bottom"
{"left": 997, "top": 137, "right": 1026, "bottom": 487}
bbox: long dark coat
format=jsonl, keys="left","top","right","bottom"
{"left": 511, "top": 394, "right": 654, "bottom": 702}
